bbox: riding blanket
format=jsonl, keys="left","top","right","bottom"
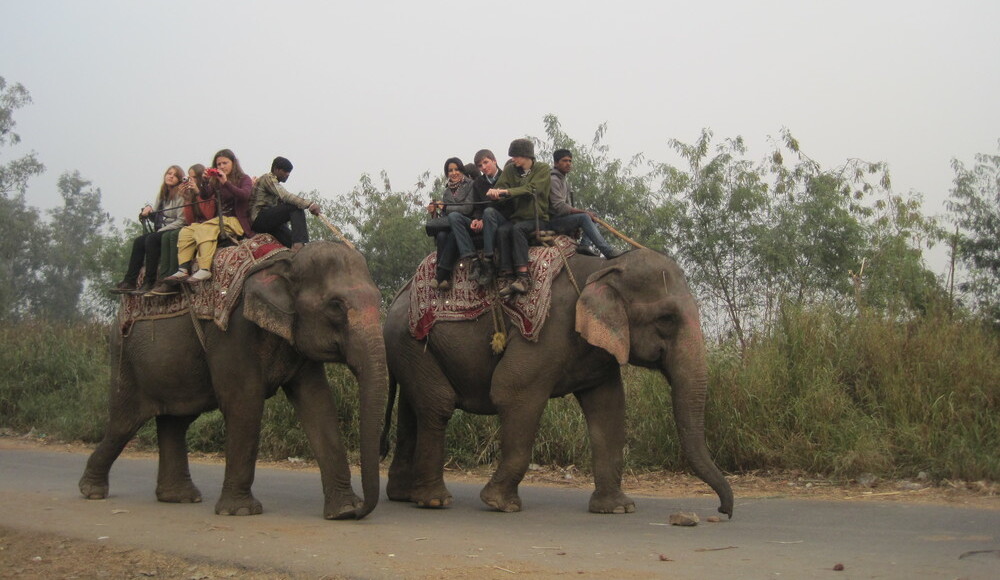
{"left": 408, "top": 235, "right": 577, "bottom": 342}
{"left": 117, "top": 234, "right": 288, "bottom": 335}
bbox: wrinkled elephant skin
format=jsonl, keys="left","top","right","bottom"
{"left": 383, "top": 249, "right": 733, "bottom": 517}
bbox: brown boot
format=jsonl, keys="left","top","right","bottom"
{"left": 109, "top": 279, "right": 137, "bottom": 294}
{"left": 146, "top": 280, "right": 180, "bottom": 296}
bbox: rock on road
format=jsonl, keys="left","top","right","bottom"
{"left": 1, "top": 445, "right": 998, "bottom": 579}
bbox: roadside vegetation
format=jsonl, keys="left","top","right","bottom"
{"left": 2, "top": 75, "right": 998, "bottom": 485}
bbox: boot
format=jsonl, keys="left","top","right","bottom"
{"left": 109, "top": 279, "right": 137, "bottom": 294}
{"left": 476, "top": 258, "right": 496, "bottom": 287}
{"left": 129, "top": 279, "right": 156, "bottom": 295}
{"left": 431, "top": 267, "right": 452, "bottom": 291}
{"left": 146, "top": 281, "right": 180, "bottom": 296}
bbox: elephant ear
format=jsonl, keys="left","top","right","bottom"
{"left": 243, "top": 257, "right": 295, "bottom": 343}
{"left": 576, "top": 265, "right": 629, "bottom": 365}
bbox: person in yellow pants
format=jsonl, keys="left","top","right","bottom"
{"left": 149, "top": 149, "right": 254, "bottom": 294}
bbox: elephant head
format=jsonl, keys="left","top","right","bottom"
{"left": 243, "top": 241, "right": 387, "bottom": 519}
{"left": 575, "top": 248, "right": 734, "bottom": 517}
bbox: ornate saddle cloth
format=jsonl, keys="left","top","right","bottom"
{"left": 408, "top": 235, "right": 577, "bottom": 342}
{"left": 117, "top": 234, "right": 288, "bottom": 335}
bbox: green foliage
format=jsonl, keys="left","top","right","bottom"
{"left": 650, "top": 127, "right": 943, "bottom": 344}
{"left": 31, "top": 172, "right": 113, "bottom": 321}
{"left": 0, "top": 320, "right": 109, "bottom": 442}
{"left": 947, "top": 144, "right": 1000, "bottom": 323}
{"left": 656, "top": 130, "right": 771, "bottom": 348}
{"left": 0, "top": 76, "right": 47, "bottom": 321}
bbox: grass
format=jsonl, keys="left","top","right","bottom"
{"left": 2, "top": 306, "right": 997, "bottom": 482}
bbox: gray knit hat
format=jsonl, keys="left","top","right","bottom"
{"left": 508, "top": 138, "right": 535, "bottom": 159}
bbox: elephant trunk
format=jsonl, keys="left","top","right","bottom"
{"left": 664, "top": 319, "right": 734, "bottom": 518}
{"left": 347, "top": 323, "right": 389, "bottom": 520}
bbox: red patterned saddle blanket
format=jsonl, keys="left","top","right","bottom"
{"left": 117, "top": 234, "right": 288, "bottom": 335}
{"left": 408, "top": 235, "right": 577, "bottom": 342}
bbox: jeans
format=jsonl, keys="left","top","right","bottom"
{"left": 481, "top": 207, "right": 509, "bottom": 258}
{"left": 447, "top": 212, "right": 477, "bottom": 259}
{"left": 549, "top": 212, "right": 614, "bottom": 255}
{"left": 498, "top": 219, "right": 549, "bottom": 272}
{"left": 252, "top": 203, "right": 309, "bottom": 247}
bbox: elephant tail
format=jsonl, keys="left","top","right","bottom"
{"left": 380, "top": 372, "right": 398, "bottom": 460}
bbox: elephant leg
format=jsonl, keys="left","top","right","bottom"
{"left": 408, "top": 400, "right": 455, "bottom": 508}
{"left": 213, "top": 387, "right": 265, "bottom": 516}
{"left": 481, "top": 378, "right": 551, "bottom": 513}
{"left": 155, "top": 414, "right": 202, "bottom": 503}
{"left": 388, "top": 353, "right": 456, "bottom": 508}
{"left": 79, "top": 370, "right": 146, "bottom": 500}
{"left": 386, "top": 392, "right": 418, "bottom": 502}
{"left": 574, "top": 380, "right": 635, "bottom": 514}
{"left": 79, "top": 414, "right": 146, "bottom": 500}
{"left": 282, "top": 365, "right": 360, "bottom": 520}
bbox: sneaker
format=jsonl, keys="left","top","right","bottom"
{"left": 163, "top": 270, "right": 190, "bottom": 283}
{"left": 509, "top": 276, "right": 530, "bottom": 295}
{"left": 436, "top": 278, "right": 451, "bottom": 291}
{"left": 601, "top": 247, "right": 625, "bottom": 259}
{"left": 498, "top": 276, "right": 529, "bottom": 298}
{"left": 577, "top": 243, "right": 601, "bottom": 257}
{"left": 109, "top": 280, "right": 137, "bottom": 294}
{"left": 187, "top": 269, "right": 212, "bottom": 283}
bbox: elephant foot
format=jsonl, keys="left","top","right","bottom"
{"left": 79, "top": 474, "right": 109, "bottom": 500}
{"left": 412, "top": 483, "right": 453, "bottom": 509}
{"left": 324, "top": 490, "right": 363, "bottom": 520}
{"left": 386, "top": 475, "right": 413, "bottom": 503}
{"left": 480, "top": 481, "right": 522, "bottom": 513}
{"left": 214, "top": 493, "right": 263, "bottom": 516}
{"left": 415, "top": 495, "right": 452, "bottom": 509}
{"left": 588, "top": 489, "right": 636, "bottom": 514}
{"left": 156, "top": 482, "right": 203, "bottom": 504}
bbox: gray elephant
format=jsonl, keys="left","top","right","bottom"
{"left": 383, "top": 248, "right": 733, "bottom": 517}
{"left": 79, "top": 241, "right": 387, "bottom": 520}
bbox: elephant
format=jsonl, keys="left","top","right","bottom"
{"left": 382, "top": 248, "right": 733, "bottom": 517}
{"left": 79, "top": 241, "right": 387, "bottom": 520}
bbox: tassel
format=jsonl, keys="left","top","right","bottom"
{"left": 491, "top": 331, "right": 507, "bottom": 354}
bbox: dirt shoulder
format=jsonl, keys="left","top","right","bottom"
{"left": 1, "top": 434, "right": 997, "bottom": 579}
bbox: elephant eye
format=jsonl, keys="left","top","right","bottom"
{"left": 325, "top": 298, "right": 347, "bottom": 319}
{"left": 655, "top": 314, "right": 678, "bottom": 338}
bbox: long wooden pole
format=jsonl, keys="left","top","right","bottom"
{"left": 592, "top": 215, "right": 648, "bottom": 250}
{"left": 316, "top": 214, "right": 355, "bottom": 250}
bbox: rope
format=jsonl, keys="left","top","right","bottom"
{"left": 316, "top": 214, "right": 356, "bottom": 249}
{"left": 181, "top": 284, "right": 208, "bottom": 352}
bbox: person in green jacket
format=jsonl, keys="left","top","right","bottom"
{"left": 485, "top": 138, "right": 551, "bottom": 295}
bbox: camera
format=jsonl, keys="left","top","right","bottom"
{"left": 182, "top": 177, "right": 190, "bottom": 183}
{"left": 205, "top": 168, "right": 222, "bottom": 177}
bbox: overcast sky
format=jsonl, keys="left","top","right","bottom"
{"left": 3, "top": 0, "right": 998, "bottom": 269}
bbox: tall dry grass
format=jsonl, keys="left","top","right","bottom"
{"left": 2, "top": 308, "right": 997, "bottom": 482}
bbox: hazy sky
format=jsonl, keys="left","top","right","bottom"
{"left": 3, "top": 0, "right": 998, "bottom": 266}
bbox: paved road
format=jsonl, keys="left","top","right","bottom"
{"left": 1, "top": 446, "right": 998, "bottom": 579}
